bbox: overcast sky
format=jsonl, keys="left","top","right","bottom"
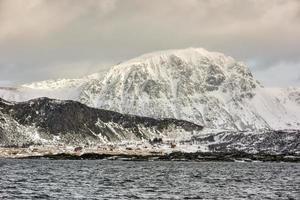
{"left": 0, "top": 0, "right": 299, "bottom": 87}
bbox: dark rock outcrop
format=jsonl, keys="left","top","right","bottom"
{"left": 189, "top": 130, "right": 300, "bottom": 155}
{"left": 0, "top": 97, "right": 203, "bottom": 146}
{"left": 22, "top": 151, "right": 300, "bottom": 162}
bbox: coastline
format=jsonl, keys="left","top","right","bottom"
{"left": 1, "top": 147, "right": 299, "bottom": 162}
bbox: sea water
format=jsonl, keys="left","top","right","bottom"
{"left": 0, "top": 159, "right": 299, "bottom": 199}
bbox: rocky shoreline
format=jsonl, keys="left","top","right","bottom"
{"left": 21, "top": 152, "right": 300, "bottom": 162}
{"left": 1, "top": 147, "right": 298, "bottom": 162}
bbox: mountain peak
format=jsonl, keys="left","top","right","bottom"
{"left": 104, "top": 47, "right": 258, "bottom": 99}
{"left": 107, "top": 47, "right": 255, "bottom": 93}
{"left": 119, "top": 47, "right": 236, "bottom": 68}
{"left": 0, "top": 48, "right": 299, "bottom": 131}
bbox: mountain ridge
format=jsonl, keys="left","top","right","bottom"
{"left": 0, "top": 97, "right": 203, "bottom": 147}
{"left": 1, "top": 97, "right": 299, "bottom": 158}
{"left": 0, "top": 48, "right": 299, "bottom": 131}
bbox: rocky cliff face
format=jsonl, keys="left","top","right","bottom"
{"left": 0, "top": 98, "right": 203, "bottom": 147}
{"left": 78, "top": 48, "right": 300, "bottom": 130}
{"left": 0, "top": 48, "right": 299, "bottom": 131}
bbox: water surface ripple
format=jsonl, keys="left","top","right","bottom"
{"left": 0, "top": 159, "right": 299, "bottom": 199}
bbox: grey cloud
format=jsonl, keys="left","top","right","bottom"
{"left": 253, "top": 61, "right": 300, "bottom": 87}
{"left": 0, "top": 80, "right": 12, "bottom": 87}
{"left": 0, "top": 0, "right": 299, "bottom": 86}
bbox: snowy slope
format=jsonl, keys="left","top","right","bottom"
{"left": 0, "top": 97, "right": 203, "bottom": 147}
{"left": 0, "top": 48, "right": 299, "bottom": 131}
{"left": 0, "top": 73, "right": 105, "bottom": 102}
{"left": 78, "top": 48, "right": 300, "bottom": 130}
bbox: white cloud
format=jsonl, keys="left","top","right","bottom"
{"left": 0, "top": 80, "right": 13, "bottom": 87}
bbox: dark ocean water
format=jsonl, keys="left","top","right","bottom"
{"left": 0, "top": 159, "right": 299, "bottom": 200}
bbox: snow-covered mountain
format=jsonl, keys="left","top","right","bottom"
{"left": 1, "top": 48, "right": 299, "bottom": 131}
{"left": 1, "top": 97, "right": 299, "bottom": 157}
{"left": 0, "top": 97, "right": 203, "bottom": 147}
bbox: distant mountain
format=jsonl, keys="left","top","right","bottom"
{"left": 0, "top": 97, "right": 202, "bottom": 147}
{"left": 1, "top": 48, "right": 299, "bottom": 131}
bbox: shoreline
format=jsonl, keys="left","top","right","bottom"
{"left": 1, "top": 147, "right": 299, "bottom": 162}
{"left": 21, "top": 152, "right": 300, "bottom": 162}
